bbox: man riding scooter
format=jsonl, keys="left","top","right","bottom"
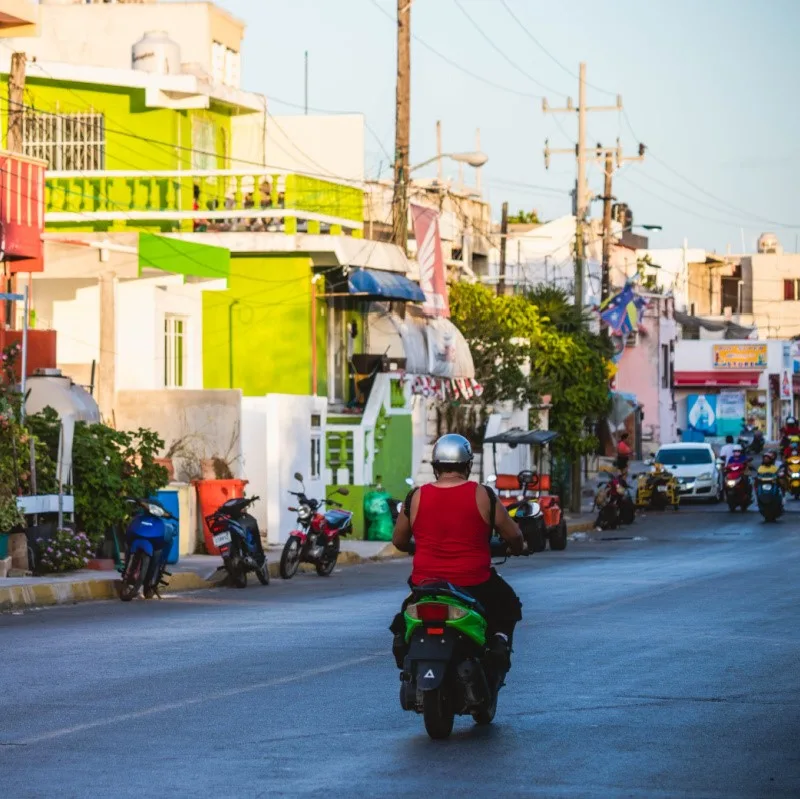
{"left": 389, "top": 434, "right": 524, "bottom": 672}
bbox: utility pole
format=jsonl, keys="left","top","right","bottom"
{"left": 7, "top": 52, "right": 26, "bottom": 153}
{"left": 391, "top": 0, "right": 411, "bottom": 251}
{"left": 543, "top": 63, "right": 622, "bottom": 307}
{"left": 600, "top": 150, "right": 614, "bottom": 303}
{"left": 498, "top": 201, "right": 508, "bottom": 296}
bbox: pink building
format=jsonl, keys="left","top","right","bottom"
{"left": 613, "top": 294, "right": 678, "bottom": 456}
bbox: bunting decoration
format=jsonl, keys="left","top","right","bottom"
{"left": 410, "top": 376, "right": 483, "bottom": 400}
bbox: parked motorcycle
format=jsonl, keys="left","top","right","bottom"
{"left": 738, "top": 429, "right": 764, "bottom": 456}
{"left": 397, "top": 537, "right": 521, "bottom": 740}
{"left": 205, "top": 495, "right": 270, "bottom": 588}
{"left": 724, "top": 462, "right": 752, "bottom": 512}
{"left": 119, "top": 498, "right": 177, "bottom": 601}
{"left": 594, "top": 472, "right": 634, "bottom": 530}
{"left": 279, "top": 473, "right": 353, "bottom": 579}
{"left": 755, "top": 473, "right": 784, "bottom": 522}
{"left": 784, "top": 452, "right": 800, "bottom": 500}
{"left": 634, "top": 463, "right": 680, "bottom": 511}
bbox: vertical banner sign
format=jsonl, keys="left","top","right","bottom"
{"left": 410, "top": 203, "right": 449, "bottom": 318}
{"left": 780, "top": 370, "right": 792, "bottom": 401}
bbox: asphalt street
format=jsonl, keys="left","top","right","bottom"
{"left": 2, "top": 502, "right": 799, "bottom": 798}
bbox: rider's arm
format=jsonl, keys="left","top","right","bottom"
{"left": 494, "top": 500, "right": 524, "bottom": 555}
{"left": 392, "top": 504, "right": 413, "bottom": 553}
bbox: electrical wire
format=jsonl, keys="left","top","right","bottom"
{"left": 367, "top": 0, "right": 541, "bottom": 100}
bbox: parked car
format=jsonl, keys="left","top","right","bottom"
{"left": 651, "top": 443, "right": 723, "bottom": 502}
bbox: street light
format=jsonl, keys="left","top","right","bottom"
{"left": 409, "top": 151, "right": 489, "bottom": 173}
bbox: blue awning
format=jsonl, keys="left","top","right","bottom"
{"left": 347, "top": 268, "right": 425, "bottom": 302}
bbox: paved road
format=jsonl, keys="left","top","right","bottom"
{"left": 2, "top": 505, "right": 799, "bottom": 798}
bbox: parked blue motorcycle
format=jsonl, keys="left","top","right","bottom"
{"left": 206, "top": 495, "right": 270, "bottom": 588}
{"left": 119, "top": 498, "right": 177, "bottom": 601}
{"left": 755, "top": 474, "right": 784, "bottom": 523}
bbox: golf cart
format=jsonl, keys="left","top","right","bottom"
{"left": 483, "top": 429, "right": 567, "bottom": 552}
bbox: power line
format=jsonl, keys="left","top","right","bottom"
{"left": 452, "top": 0, "right": 563, "bottom": 96}
{"left": 367, "top": 0, "right": 541, "bottom": 100}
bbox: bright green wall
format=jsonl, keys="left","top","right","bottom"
{"left": 0, "top": 76, "right": 233, "bottom": 233}
{"left": 372, "top": 412, "right": 413, "bottom": 499}
{"left": 203, "top": 254, "right": 327, "bottom": 396}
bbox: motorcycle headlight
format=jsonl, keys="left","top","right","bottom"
{"left": 791, "top": 472, "right": 800, "bottom": 479}
{"left": 298, "top": 506, "right": 312, "bottom": 522}
{"left": 726, "top": 479, "right": 737, "bottom": 487}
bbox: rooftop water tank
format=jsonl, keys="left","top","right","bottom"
{"left": 757, "top": 232, "right": 782, "bottom": 254}
{"left": 132, "top": 31, "right": 181, "bottom": 75}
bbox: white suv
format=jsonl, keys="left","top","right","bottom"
{"left": 651, "top": 443, "right": 723, "bottom": 502}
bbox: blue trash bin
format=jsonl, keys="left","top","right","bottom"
{"left": 153, "top": 489, "right": 180, "bottom": 565}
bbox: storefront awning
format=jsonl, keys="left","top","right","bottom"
{"left": 674, "top": 370, "right": 761, "bottom": 388}
{"left": 347, "top": 268, "right": 425, "bottom": 302}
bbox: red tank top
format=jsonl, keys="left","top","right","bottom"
{"left": 410, "top": 482, "right": 491, "bottom": 587}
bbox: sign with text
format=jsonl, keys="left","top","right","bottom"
{"left": 713, "top": 343, "right": 767, "bottom": 369}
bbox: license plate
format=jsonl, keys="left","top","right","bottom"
{"left": 657, "top": 485, "right": 667, "bottom": 492}
{"left": 213, "top": 531, "right": 232, "bottom": 546}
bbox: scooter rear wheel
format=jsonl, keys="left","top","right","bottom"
{"left": 120, "top": 552, "right": 149, "bottom": 602}
{"left": 423, "top": 687, "right": 455, "bottom": 740}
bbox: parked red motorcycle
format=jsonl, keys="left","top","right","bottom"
{"left": 724, "top": 462, "right": 752, "bottom": 512}
{"left": 279, "top": 473, "right": 353, "bottom": 578}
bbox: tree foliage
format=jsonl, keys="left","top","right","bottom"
{"left": 449, "top": 283, "right": 612, "bottom": 459}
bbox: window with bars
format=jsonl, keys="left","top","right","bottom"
{"left": 22, "top": 110, "right": 106, "bottom": 171}
{"left": 164, "top": 316, "right": 187, "bottom": 388}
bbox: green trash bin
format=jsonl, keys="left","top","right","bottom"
{"left": 364, "top": 489, "right": 394, "bottom": 541}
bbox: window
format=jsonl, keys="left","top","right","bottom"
{"left": 310, "top": 414, "right": 322, "bottom": 480}
{"left": 784, "top": 279, "right": 799, "bottom": 301}
{"left": 164, "top": 316, "right": 187, "bottom": 388}
{"left": 192, "top": 118, "right": 215, "bottom": 170}
{"left": 22, "top": 110, "right": 105, "bottom": 171}
{"left": 655, "top": 447, "right": 713, "bottom": 466}
{"left": 661, "top": 344, "right": 670, "bottom": 389}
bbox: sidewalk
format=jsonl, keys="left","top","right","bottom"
{"left": 0, "top": 517, "right": 596, "bottom": 613}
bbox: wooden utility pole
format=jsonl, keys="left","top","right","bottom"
{"left": 543, "top": 63, "right": 622, "bottom": 307}
{"left": 600, "top": 150, "right": 614, "bottom": 303}
{"left": 391, "top": 0, "right": 411, "bottom": 251}
{"left": 498, "top": 201, "right": 508, "bottom": 296}
{"left": 7, "top": 52, "right": 26, "bottom": 153}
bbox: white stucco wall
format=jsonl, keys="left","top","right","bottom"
{"left": 233, "top": 114, "right": 365, "bottom": 183}
{"left": 4, "top": 3, "right": 242, "bottom": 81}
{"left": 241, "top": 394, "right": 327, "bottom": 544}
{"left": 33, "top": 275, "right": 206, "bottom": 391}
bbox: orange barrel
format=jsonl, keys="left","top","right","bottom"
{"left": 194, "top": 479, "right": 248, "bottom": 555}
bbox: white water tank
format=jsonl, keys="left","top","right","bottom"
{"left": 25, "top": 369, "right": 100, "bottom": 423}
{"left": 757, "top": 232, "right": 782, "bottom": 254}
{"left": 132, "top": 31, "right": 181, "bottom": 75}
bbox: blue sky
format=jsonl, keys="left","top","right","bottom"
{"left": 209, "top": 0, "right": 800, "bottom": 253}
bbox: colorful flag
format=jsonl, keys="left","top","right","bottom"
{"left": 600, "top": 284, "right": 649, "bottom": 337}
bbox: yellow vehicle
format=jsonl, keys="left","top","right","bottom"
{"left": 634, "top": 462, "right": 680, "bottom": 511}
{"left": 785, "top": 452, "right": 800, "bottom": 500}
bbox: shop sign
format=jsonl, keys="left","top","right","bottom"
{"left": 713, "top": 343, "right": 767, "bottom": 369}
{"left": 717, "top": 390, "right": 746, "bottom": 421}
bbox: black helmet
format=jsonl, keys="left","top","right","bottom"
{"left": 762, "top": 451, "right": 776, "bottom": 465}
{"left": 431, "top": 434, "right": 473, "bottom": 476}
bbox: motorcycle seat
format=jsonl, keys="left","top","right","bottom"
{"left": 324, "top": 509, "right": 352, "bottom": 530}
{"left": 410, "top": 581, "right": 487, "bottom": 618}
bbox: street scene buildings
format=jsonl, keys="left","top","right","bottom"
{"left": 0, "top": 1, "right": 798, "bottom": 795}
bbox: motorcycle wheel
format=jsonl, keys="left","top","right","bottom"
{"left": 548, "top": 519, "right": 568, "bottom": 552}
{"left": 423, "top": 687, "right": 455, "bottom": 740}
{"left": 315, "top": 535, "right": 340, "bottom": 577}
{"left": 120, "top": 552, "right": 149, "bottom": 602}
{"left": 255, "top": 558, "right": 270, "bottom": 586}
{"left": 279, "top": 537, "right": 302, "bottom": 580}
{"left": 727, "top": 500, "right": 737, "bottom": 513}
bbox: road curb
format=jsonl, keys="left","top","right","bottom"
{"left": 1, "top": 521, "right": 599, "bottom": 612}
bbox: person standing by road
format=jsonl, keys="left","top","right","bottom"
{"left": 617, "top": 432, "right": 632, "bottom": 471}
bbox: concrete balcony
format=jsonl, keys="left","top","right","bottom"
{"left": 44, "top": 169, "right": 364, "bottom": 237}
{"left": 0, "top": 0, "right": 37, "bottom": 37}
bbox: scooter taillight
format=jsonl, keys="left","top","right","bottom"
{"left": 417, "top": 603, "right": 448, "bottom": 622}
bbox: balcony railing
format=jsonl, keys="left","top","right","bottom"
{"left": 44, "top": 169, "right": 364, "bottom": 236}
